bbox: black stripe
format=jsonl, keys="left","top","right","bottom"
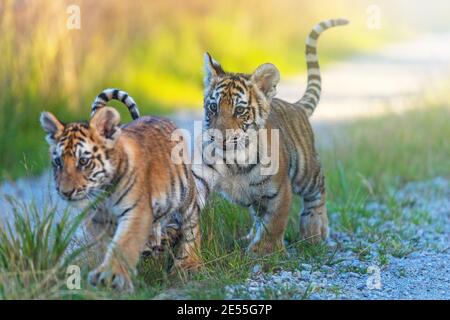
{"left": 215, "top": 81, "right": 229, "bottom": 91}
{"left": 192, "top": 171, "right": 210, "bottom": 195}
{"left": 249, "top": 175, "right": 272, "bottom": 187}
{"left": 257, "top": 103, "right": 263, "bottom": 120}
{"left": 305, "top": 45, "right": 317, "bottom": 54}
{"left": 306, "top": 89, "right": 320, "bottom": 100}
{"left": 289, "top": 153, "right": 299, "bottom": 181}
{"left": 308, "top": 75, "right": 321, "bottom": 81}
{"left": 205, "top": 162, "right": 219, "bottom": 173}
{"left": 180, "top": 165, "right": 188, "bottom": 201}
{"left": 98, "top": 92, "right": 108, "bottom": 102}
{"left": 118, "top": 202, "right": 138, "bottom": 218}
{"left": 114, "top": 174, "right": 137, "bottom": 206}
{"left": 130, "top": 108, "right": 140, "bottom": 120}
{"left": 236, "top": 163, "right": 257, "bottom": 174}
{"left": 92, "top": 169, "right": 106, "bottom": 178}
{"left": 302, "top": 102, "right": 314, "bottom": 110}
{"left": 309, "top": 30, "right": 319, "bottom": 40}
{"left": 108, "top": 158, "right": 129, "bottom": 192}
{"left": 260, "top": 186, "right": 281, "bottom": 200}
{"left": 307, "top": 61, "right": 319, "bottom": 69}
{"left": 112, "top": 89, "right": 119, "bottom": 100}
{"left": 308, "top": 82, "right": 321, "bottom": 90}
{"left": 233, "top": 84, "right": 245, "bottom": 95}
{"left": 165, "top": 170, "right": 177, "bottom": 214}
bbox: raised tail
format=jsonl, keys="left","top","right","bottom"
{"left": 91, "top": 88, "right": 140, "bottom": 120}
{"left": 296, "top": 18, "right": 349, "bottom": 117}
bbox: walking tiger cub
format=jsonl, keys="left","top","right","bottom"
{"left": 40, "top": 89, "right": 203, "bottom": 291}
{"left": 192, "top": 19, "right": 348, "bottom": 255}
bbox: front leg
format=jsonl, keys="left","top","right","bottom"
{"left": 247, "top": 180, "right": 292, "bottom": 256}
{"left": 240, "top": 208, "right": 258, "bottom": 241}
{"left": 83, "top": 204, "right": 117, "bottom": 266}
{"left": 88, "top": 198, "right": 152, "bottom": 292}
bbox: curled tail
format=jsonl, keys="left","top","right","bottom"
{"left": 91, "top": 88, "right": 140, "bottom": 120}
{"left": 296, "top": 18, "right": 349, "bottom": 117}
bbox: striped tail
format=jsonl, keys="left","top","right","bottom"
{"left": 91, "top": 88, "right": 140, "bottom": 120}
{"left": 296, "top": 18, "right": 349, "bottom": 117}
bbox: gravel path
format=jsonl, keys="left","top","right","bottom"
{"left": 226, "top": 178, "right": 450, "bottom": 300}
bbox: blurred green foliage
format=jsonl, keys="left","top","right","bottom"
{"left": 0, "top": 0, "right": 394, "bottom": 178}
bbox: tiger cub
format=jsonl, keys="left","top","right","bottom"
{"left": 40, "top": 89, "right": 202, "bottom": 291}
{"left": 192, "top": 19, "right": 348, "bottom": 255}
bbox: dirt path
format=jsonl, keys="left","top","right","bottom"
{"left": 1, "top": 33, "right": 450, "bottom": 299}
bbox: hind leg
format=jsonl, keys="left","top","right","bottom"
{"left": 173, "top": 205, "right": 202, "bottom": 271}
{"left": 299, "top": 173, "right": 328, "bottom": 243}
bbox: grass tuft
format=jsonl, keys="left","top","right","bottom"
{"left": 0, "top": 199, "right": 87, "bottom": 299}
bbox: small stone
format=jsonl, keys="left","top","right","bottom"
{"left": 347, "top": 272, "right": 360, "bottom": 278}
{"left": 357, "top": 283, "right": 366, "bottom": 290}
{"left": 252, "top": 264, "right": 262, "bottom": 275}
{"left": 274, "top": 277, "right": 283, "bottom": 284}
{"left": 300, "top": 263, "right": 312, "bottom": 271}
{"left": 300, "top": 270, "right": 310, "bottom": 280}
{"left": 321, "top": 265, "right": 333, "bottom": 272}
{"left": 248, "top": 286, "right": 259, "bottom": 292}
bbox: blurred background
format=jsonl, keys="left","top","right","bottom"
{"left": 0, "top": 0, "right": 449, "bottom": 179}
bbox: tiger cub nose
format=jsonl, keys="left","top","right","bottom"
{"left": 60, "top": 189, "right": 75, "bottom": 198}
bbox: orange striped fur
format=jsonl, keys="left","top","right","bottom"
{"left": 193, "top": 19, "right": 348, "bottom": 255}
{"left": 40, "top": 90, "right": 202, "bottom": 291}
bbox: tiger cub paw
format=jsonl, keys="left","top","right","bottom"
{"left": 171, "top": 256, "right": 203, "bottom": 275}
{"left": 300, "top": 213, "right": 329, "bottom": 244}
{"left": 246, "top": 238, "right": 286, "bottom": 256}
{"left": 88, "top": 264, "right": 134, "bottom": 292}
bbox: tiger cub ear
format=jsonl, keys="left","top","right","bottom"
{"left": 40, "top": 112, "right": 64, "bottom": 144}
{"left": 90, "top": 107, "right": 121, "bottom": 141}
{"left": 251, "top": 63, "right": 280, "bottom": 99}
{"left": 204, "top": 52, "right": 225, "bottom": 92}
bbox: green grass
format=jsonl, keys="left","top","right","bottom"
{"left": 1, "top": 103, "right": 448, "bottom": 299}
{"left": 0, "top": 199, "right": 86, "bottom": 299}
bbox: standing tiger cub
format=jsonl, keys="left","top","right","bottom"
{"left": 193, "top": 19, "right": 348, "bottom": 255}
{"left": 40, "top": 89, "right": 202, "bottom": 291}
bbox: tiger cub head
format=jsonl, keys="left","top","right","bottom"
{"left": 40, "top": 107, "right": 122, "bottom": 203}
{"left": 202, "top": 52, "right": 280, "bottom": 149}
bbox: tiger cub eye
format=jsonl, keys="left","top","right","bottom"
{"left": 209, "top": 103, "right": 218, "bottom": 113}
{"left": 79, "top": 157, "right": 90, "bottom": 166}
{"left": 235, "top": 106, "right": 246, "bottom": 116}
